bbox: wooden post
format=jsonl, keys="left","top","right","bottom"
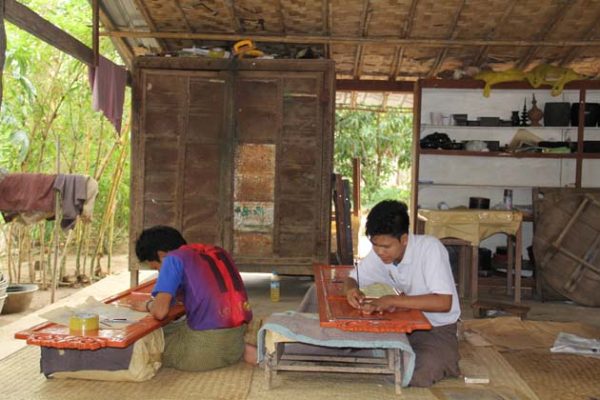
{"left": 0, "top": 0, "right": 6, "bottom": 110}
{"left": 352, "top": 157, "right": 361, "bottom": 217}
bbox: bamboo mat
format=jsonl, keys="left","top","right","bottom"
{"left": 501, "top": 350, "right": 600, "bottom": 400}
{"left": 0, "top": 346, "right": 254, "bottom": 400}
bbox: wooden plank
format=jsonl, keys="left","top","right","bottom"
{"left": 333, "top": 174, "right": 353, "bottom": 265}
{"left": 336, "top": 79, "right": 414, "bottom": 92}
{"left": 5, "top": 0, "right": 94, "bottom": 66}
{"left": 104, "top": 30, "right": 600, "bottom": 48}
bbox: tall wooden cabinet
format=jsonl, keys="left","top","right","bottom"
{"left": 130, "top": 57, "right": 335, "bottom": 281}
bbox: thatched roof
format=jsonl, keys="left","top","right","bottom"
{"left": 99, "top": 0, "right": 600, "bottom": 109}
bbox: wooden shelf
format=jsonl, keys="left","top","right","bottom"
{"left": 421, "top": 124, "right": 578, "bottom": 130}
{"left": 419, "top": 149, "right": 579, "bottom": 159}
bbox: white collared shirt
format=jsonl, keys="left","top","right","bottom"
{"left": 349, "top": 233, "right": 460, "bottom": 327}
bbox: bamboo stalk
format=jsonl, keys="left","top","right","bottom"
{"left": 91, "top": 138, "right": 128, "bottom": 278}
{"left": 74, "top": 222, "right": 83, "bottom": 276}
{"left": 51, "top": 138, "right": 61, "bottom": 303}
{"left": 107, "top": 200, "right": 116, "bottom": 275}
{"left": 7, "top": 223, "right": 13, "bottom": 283}
{"left": 17, "top": 224, "right": 23, "bottom": 283}
{"left": 26, "top": 225, "right": 34, "bottom": 282}
{"left": 58, "top": 228, "right": 74, "bottom": 281}
{"left": 39, "top": 221, "right": 46, "bottom": 289}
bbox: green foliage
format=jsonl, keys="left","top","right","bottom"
{"left": 0, "top": 0, "right": 131, "bottom": 249}
{"left": 334, "top": 108, "right": 413, "bottom": 208}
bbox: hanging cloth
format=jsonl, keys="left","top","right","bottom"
{"left": 88, "top": 55, "right": 127, "bottom": 134}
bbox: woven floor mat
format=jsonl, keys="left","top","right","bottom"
{"left": 462, "top": 317, "right": 600, "bottom": 351}
{"left": 0, "top": 346, "right": 254, "bottom": 400}
{"left": 501, "top": 349, "right": 600, "bottom": 400}
{"left": 246, "top": 368, "right": 438, "bottom": 400}
{"left": 431, "top": 342, "right": 539, "bottom": 400}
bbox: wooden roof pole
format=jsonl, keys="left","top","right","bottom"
{"left": 517, "top": 0, "right": 571, "bottom": 70}
{"left": 473, "top": 0, "right": 518, "bottom": 67}
{"left": 100, "top": 30, "right": 600, "bottom": 48}
{"left": 5, "top": 0, "right": 94, "bottom": 66}
{"left": 428, "top": 0, "right": 467, "bottom": 78}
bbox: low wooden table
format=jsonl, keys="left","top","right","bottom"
{"left": 15, "top": 279, "right": 185, "bottom": 350}
{"left": 264, "top": 265, "right": 431, "bottom": 395}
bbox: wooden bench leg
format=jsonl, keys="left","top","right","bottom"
{"left": 265, "top": 353, "right": 273, "bottom": 390}
{"left": 393, "top": 349, "right": 402, "bottom": 395}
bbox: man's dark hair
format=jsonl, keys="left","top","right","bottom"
{"left": 365, "top": 200, "right": 410, "bottom": 238}
{"left": 135, "top": 225, "right": 187, "bottom": 262}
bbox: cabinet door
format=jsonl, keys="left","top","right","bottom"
{"left": 131, "top": 70, "right": 230, "bottom": 264}
{"left": 232, "top": 71, "right": 332, "bottom": 269}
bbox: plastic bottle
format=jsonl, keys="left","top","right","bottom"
{"left": 270, "top": 271, "right": 280, "bottom": 302}
{"left": 503, "top": 189, "right": 513, "bottom": 210}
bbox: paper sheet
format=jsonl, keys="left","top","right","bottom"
{"left": 40, "top": 296, "right": 147, "bottom": 329}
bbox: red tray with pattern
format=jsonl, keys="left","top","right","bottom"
{"left": 14, "top": 279, "right": 185, "bottom": 350}
{"left": 314, "top": 264, "right": 432, "bottom": 333}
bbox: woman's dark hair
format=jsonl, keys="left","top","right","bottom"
{"left": 365, "top": 200, "right": 410, "bottom": 238}
{"left": 135, "top": 225, "right": 187, "bottom": 262}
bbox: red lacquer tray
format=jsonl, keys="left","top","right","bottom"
{"left": 314, "top": 264, "right": 432, "bottom": 333}
{"left": 15, "top": 279, "right": 185, "bottom": 350}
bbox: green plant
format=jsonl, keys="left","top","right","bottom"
{"left": 334, "top": 108, "right": 412, "bottom": 207}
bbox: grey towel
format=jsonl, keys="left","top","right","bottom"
{"left": 53, "top": 174, "right": 88, "bottom": 230}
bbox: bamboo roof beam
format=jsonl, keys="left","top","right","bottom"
{"left": 353, "top": 0, "right": 371, "bottom": 80}
{"left": 174, "top": 0, "right": 194, "bottom": 33}
{"left": 428, "top": 0, "right": 467, "bottom": 78}
{"left": 277, "top": 0, "right": 286, "bottom": 34}
{"left": 474, "top": 0, "right": 518, "bottom": 67}
{"left": 226, "top": 0, "right": 242, "bottom": 32}
{"left": 389, "top": 0, "right": 419, "bottom": 81}
{"left": 381, "top": 92, "right": 389, "bottom": 111}
{"left": 131, "top": 0, "right": 167, "bottom": 52}
{"left": 517, "top": 0, "right": 571, "bottom": 70}
{"left": 100, "top": 30, "right": 600, "bottom": 48}
{"left": 559, "top": 8, "right": 600, "bottom": 67}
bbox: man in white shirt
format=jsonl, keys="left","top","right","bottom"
{"left": 345, "top": 200, "right": 460, "bottom": 387}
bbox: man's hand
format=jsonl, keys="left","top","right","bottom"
{"left": 346, "top": 287, "right": 366, "bottom": 309}
{"left": 360, "top": 295, "right": 399, "bottom": 314}
{"left": 129, "top": 298, "right": 150, "bottom": 312}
